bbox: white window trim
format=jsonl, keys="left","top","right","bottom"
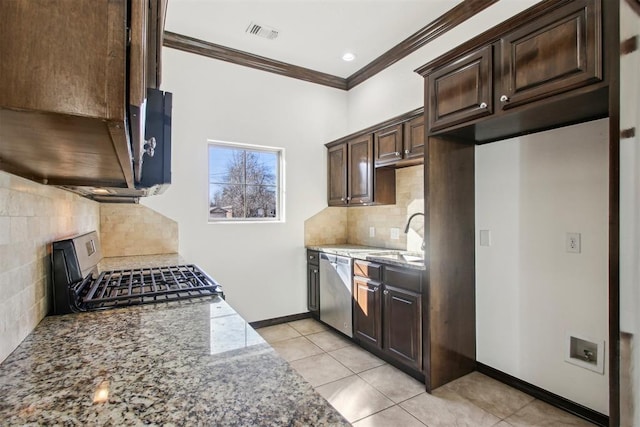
{"left": 207, "top": 139, "right": 285, "bottom": 224}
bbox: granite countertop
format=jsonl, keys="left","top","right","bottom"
{"left": 0, "top": 255, "right": 348, "bottom": 426}
{"left": 307, "top": 244, "right": 426, "bottom": 271}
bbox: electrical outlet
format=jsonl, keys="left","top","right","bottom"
{"left": 390, "top": 228, "right": 400, "bottom": 240}
{"left": 566, "top": 232, "right": 581, "bottom": 253}
{"left": 369, "top": 227, "right": 375, "bottom": 237}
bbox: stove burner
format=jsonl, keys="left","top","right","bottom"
{"left": 72, "top": 264, "right": 223, "bottom": 311}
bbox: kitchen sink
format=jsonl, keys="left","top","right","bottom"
{"left": 365, "top": 251, "right": 425, "bottom": 265}
{"left": 401, "top": 254, "right": 424, "bottom": 263}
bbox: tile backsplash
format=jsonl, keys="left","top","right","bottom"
{"left": 304, "top": 207, "right": 348, "bottom": 246}
{"left": 100, "top": 204, "right": 178, "bottom": 257}
{"left": 304, "top": 165, "right": 424, "bottom": 251}
{"left": 0, "top": 172, "right": 99, "bottom": 363}
{"left": 348, "top": 165, "right": 424, "bottom": 251}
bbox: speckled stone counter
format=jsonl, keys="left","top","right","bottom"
{"left": 0, "top": 256, "right": 349, "bottom": 426}
{"left": 307, "top": 244, "right": 426, "bottom": 271}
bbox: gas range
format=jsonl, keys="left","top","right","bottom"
{"left": 50, "top": 232, "right": 223, "bottom": 315}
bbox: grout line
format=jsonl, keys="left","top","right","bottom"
{"left": 284, "top": 323, "right": 593, "bottom": 426}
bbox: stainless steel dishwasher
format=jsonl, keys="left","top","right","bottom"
{"left": 319, "top": 253, "right": 353, "bottom": 338}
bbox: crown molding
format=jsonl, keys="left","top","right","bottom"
{"left": 346, "top": 0, "right": 498, "bottom": 89}
{"left": 163, "top": 31, "right": 348, "bottom": 90}
{"left": 163, "top": 0, "right": 497, "bottom": 91}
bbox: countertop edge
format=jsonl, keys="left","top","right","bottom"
{"left": 306, "top": 245, "right": 427, "bottom": 271}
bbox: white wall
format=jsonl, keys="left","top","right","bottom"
{"left": 143, "top": 48, "right": 348, "bottom": 322}
{"left": 475, "top": 140, "right": 521, "bottom": 375}
{"left": 476, "top": 119, "right": 610, "bottom": 414}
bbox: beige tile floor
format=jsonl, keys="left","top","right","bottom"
{"left": 257, "top": 318, "right": 597, "bottom": 427}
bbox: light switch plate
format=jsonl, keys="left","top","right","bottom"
{"left": 479, "top": 230, "right": 491, "bottom": 247}
{"left": 369, "top": 227, "right": 375, "bottom": 237}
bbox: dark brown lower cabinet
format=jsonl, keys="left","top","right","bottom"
{"left": 383, "top": 284, "right": 422, "bottom": 371}
{"left": 307, "top": 251, "right": 319, "bottom": 318}
{"left": 353, "top": 260, "right": 423, "bottom": 373}
{"left": 353, "top": 277, "right": 382, "bottom": 348}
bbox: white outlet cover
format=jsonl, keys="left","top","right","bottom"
{"left": 390, "top": 228, "right": 400, "bottom": 240}
{"left": 369, "top": 227, "right": 375, "bottom": 237}
{"left": 566, "top": 232, "right": 581, "bottom": 253}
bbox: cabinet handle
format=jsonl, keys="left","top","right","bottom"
{"left": 404, "top": 149, "right": 410, "bottom": 154}
{"left": 309, "top": 255, "right": 313, "bottom": 259}
{"left": 347, "top": 196, "right": 351, "bottom": 201}
{"left": 383, "top": 290, "right": 389, "bottom": 295}
{"left": 500, "top": 95, "right": 509, "bottom": 103}
{"left": 313, "top": 269, "right": 318, "bottom": 273}
{"left": 479, "top": 102, "right": 487, "bottom": 108}
{"left": 340, "top": 197, "right": 345, "bottom": 202}
{"left": 395, "top": 151, "right": 400, "bottom": 156}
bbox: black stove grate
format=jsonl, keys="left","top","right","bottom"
{"left": 72, "top": 264, "right": 223, "bottom": 310}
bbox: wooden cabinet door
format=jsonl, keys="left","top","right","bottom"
{"left": 383, "top": 284, "right": 422, "bottom": 370}
{"left": 307, "top": 264, "right": 319, "bottom": 316}
{"left": 427, "top": 45, "right": 493, "bottom": 132}
{"left": 327, "top": 143, "right": 348, "bottom": 206}
{"left": 498, "top": 0, "right": 602, "bottom": 110}
{"left": 0, "top": 0, "right": 126, "bottom": 119}
{"left": 347, "top": 135, "right": 374, "bottom": 204}
{"left": 353, "top": 277, "right": 382, "bottom": 348}
{"left": 403, "top": 115, "right": 425, "bottom": 159}
{"left": 374, "top": 124, "right": 403, "bottom": 166}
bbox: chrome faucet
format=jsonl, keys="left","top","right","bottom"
{"left": 404, "top": 212, "right": 425, "bottom": 250}
{"left": 404, "top": 212, "right": 424, "bottom": 233}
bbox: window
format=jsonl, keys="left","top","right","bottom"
{"left": 208, "top": 141, "right": 283, "bottom": 221}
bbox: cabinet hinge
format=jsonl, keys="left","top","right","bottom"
{"left": 621, "top": 36, "right": 637, "bottom": 56}
{"left": 621, "top": 128, "right": 636, "bottom": 139}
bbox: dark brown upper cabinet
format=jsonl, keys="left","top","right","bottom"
{"left": 348, "top": 135, "right": 375, "bottom": 204}
{"left": 327, "top": 135, "right": 395, "bottom": 207}
{"left": 417, "top": 0, "right": 607, "bottom": 144}
{"left": 498, "top": 0, "right": 602, "bottom": 110}
{"left": 327, "top": 143, "right": 348, "bottom": 206}
{"left": 0, "top": 0, "right": 166, "bottom": 188}
{"left": 403, "top": 115, "right": 426, "bottom": 161}
{"left": 428, "top": 45, "right": 493, "bottom": 132}
{"left": 374, "top": 115, "right": 426, "bottom": 167}
{"left": 374, "top": 124, "right": 404, "bottom": 166}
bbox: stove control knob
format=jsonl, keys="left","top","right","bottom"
{"left": 144, "top": 137, "right": 157, "bottom": 157}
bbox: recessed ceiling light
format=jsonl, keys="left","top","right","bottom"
{"left": 342, "top": 52, "right": 356, "bottom": 62}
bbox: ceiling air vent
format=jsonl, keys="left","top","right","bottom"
{"left": 245, "top": 22, "right": 279, "bottom": 40}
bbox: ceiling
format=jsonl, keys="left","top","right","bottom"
{"left": 164, "top": 0, "right": 464, "bottom": 78}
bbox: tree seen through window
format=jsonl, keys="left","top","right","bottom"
{"left": 208, "top": 143, "right": 281, "bottom": 220}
